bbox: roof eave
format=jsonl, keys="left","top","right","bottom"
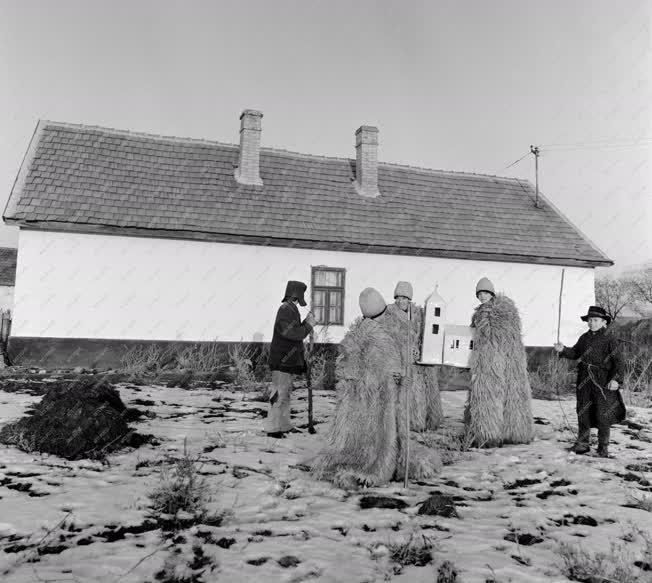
{"left": 518, "top": 180, "right": 613, "bottom": 265}
{"left": 8, "top": 219, "right": 613, "bottom": 268}
{"left": 3, "top": 120, "right": 47, "bottom": 224}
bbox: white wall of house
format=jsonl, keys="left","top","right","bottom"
{"left": 0, "top": 286, "right": 14, "bottom": 312}
{"left": 13, "top": 229, "right": 595, "bottom": 346}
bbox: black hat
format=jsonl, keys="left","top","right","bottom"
{"left": 282, "top": 280, "right": 308, "bottom": 307}
{"left": 580, "top": 305, "right": 611, "bottom": 324}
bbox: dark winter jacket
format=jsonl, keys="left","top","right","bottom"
{"left": 269, "top": 301, "right": 313, "bottom": 374}
{"left": 559, "top": 327, "right": 626, "bottom": 427}
{"left": 559, "top": 328, "right": 624, "bottom": 390}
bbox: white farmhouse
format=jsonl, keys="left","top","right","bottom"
{"left": 2, "top": 110, "right": 612, "bottom": 368}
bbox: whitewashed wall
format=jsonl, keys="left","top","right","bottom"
{"left": 0, "top": 286, "right": 14, "bottom": 312}
{"left": 13, "top": 229, "right": 595, "bottom": 346}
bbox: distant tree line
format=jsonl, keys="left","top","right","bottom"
{"left": 595, "top": 267, "right": 652, "bottom": 323}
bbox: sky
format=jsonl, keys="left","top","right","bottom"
{"left": 0, "top": 0, "right": 650, "bottom": 274}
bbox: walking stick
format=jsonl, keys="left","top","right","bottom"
{"left": 553, "top": 268, "right": 576, "bottom": 438}
{"left": 557, "top": 268, "right": 565, "bottom": 345}
{"left": 306, "top": 325, "right": 316, "bottom": 434}
{"left": 403, "top": 303, "right": 412, "bottom": 489}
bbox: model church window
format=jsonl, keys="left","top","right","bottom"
{"left": 432, "top": 324, "right": 439, "bottom": 334}
{"left": 311, "top": 267, "right": 345, "bottom": 325}
{"left": 469, "top": 340, "right": 474, "bottom": 349}
{"left": 434, "top": 307, "right": 441, "bottom": 317}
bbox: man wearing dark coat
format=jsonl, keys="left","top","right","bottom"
{"left": 265, "top": 280, "right": 316, "bottom": 438}
{"left": 555, "top": 305, "right": 625, "bottom": 457}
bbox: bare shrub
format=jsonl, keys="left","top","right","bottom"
{"left": 528, "top": 354, "right": 574, "bottom": 400}
{"left": 121, "top": 344, "right": 167, "bottom": 373}
{"left": 227, "top": 343, "right": 256, "bottom": 388}
{"left": 305, "top": 326, "right": 337, "bottom": 391}
{"left": 253, "top": 343, "right": 271, "bottom": 382}
{"left": 621, "top": 347, "right": 652, "bottom": 408}
{"left": 177, "top": 342, "right": 226, "bottom": 373}
{"left": 147, "top": 440, "right": 212, "bottom": 529}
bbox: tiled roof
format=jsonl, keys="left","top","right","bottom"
{"left": 3, "top": 121, "right": 612, "bottom": 267}
{"left": 0, "top": 247, "right": 17, "bottom": 286}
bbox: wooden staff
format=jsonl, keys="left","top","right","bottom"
{"left": 403, "top": 303, "right": 412, "bottom": 488}
{"left": 306, "top": 322, "right": 316, "bottom": 435}
{"left": 557, "top": 268, "right": 565, "bottom": 344}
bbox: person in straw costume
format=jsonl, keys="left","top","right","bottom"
{"left": 311, "top": 287, "right": 442, "bottom": 489}
{"left": 385, "top": 281, "right": 444, "bottom": 431}
{"left": 464, "top": 277, "right": 534, "bottom": 447}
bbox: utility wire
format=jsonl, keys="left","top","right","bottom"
{"left": 540, "top": 137, "right": 652, "bottom": 148}
{"left": 495, "top": 138, "right": 651, "bottom": 175}
{"left": 499, "top": 151, "right": 531, "bottom": 172}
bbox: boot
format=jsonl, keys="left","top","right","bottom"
{"left": 570, "top": 442, "right": 590, "bottom": 455}
{"left": 597, "top": 426, "right": 610, "bottom": 458}
{"left": 569, "top": 424, "right": 591, "bottom": 455}
{"left": 596, "top": 444, "right": 609, "bottom": 458}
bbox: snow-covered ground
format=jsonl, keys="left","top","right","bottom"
{"left": 1, "top": 381, "right": 651, "bottom": 583}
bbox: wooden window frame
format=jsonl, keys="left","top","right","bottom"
{"left": 311, "top": 266, "right": 346, "bottom": 326}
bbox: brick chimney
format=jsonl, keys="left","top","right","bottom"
{"left": 354, "top": 125, "right": 380, "bottom": 197}
{"left": 235, "top": 109, "right": 263, "bottom": 186}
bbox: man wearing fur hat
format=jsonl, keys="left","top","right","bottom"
{"left": 464, "top": 277, "right": 534, "bottom": 447}
{"left": 311, "top": 287, "right": 442, "bottom": 489}
{"left": 265, "top": 280, "right": 317, "bottom": 438}
{"left": 554, "top": 306, "right": 625, "bottom": 457}
{"left": 385, "top": 281, "right": 443, "bottom": 431}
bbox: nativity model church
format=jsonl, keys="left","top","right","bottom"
{"left": 419, "top": 288, "right": 475, "bottom": 368}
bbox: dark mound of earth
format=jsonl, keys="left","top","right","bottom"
{"left": 0, "top": 376, "right": 156, "bottom": 459}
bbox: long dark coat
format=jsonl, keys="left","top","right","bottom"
{"left": 559, "top": 328, "right": 626, "bottom": 427}
{"left": 268, "top": 301, "right": 313, "bottom": 374}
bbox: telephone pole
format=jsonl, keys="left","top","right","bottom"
{"left": 530, "top": 145, "right": 540, "bottom": 208}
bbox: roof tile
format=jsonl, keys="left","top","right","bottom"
{"left": 4, "top": 122, "right": 611, "bottom": 265}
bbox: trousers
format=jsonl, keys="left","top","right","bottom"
{"left": 576, "top": 385, "right": 615, "bottom": 447}
{"left": 264, "top": 370, "right": 294, "bottom": 433}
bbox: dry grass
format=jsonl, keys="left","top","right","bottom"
{"left": 622, "top": 351, "right": 652, "bottom": 408}
{"left": 419, "top": 426, "right": 475, "bottom": 465}
{"left": 227, "top": 343, "right": 256, "bottom": 388}
{"left": 626, "top": 491, "right": 652, "bottom": 512}
{"left": 147, "top": 439, "right": 212, "bottom": 528}
{"left": 528, "top": 353, "right": 574, "bottom": 400}
{"left": 121, "top": 344, "right": 168, "bottom": 373}
{"left": 556, "top": 540, "right": 644, "bottom": 583}
{"left": 119, "top": 341, "right": 229, "bottom": 379}
{"left": 437, "top": 366, "right": 464, "bottom": 391}
{"left": 177, "top": 342, "right": 227, "bottom": 373}
{"left": 387, "top": 531, "right": 434, "bottom": 568}
{"left": 153, "top": 541, "right": 218, "bottom": 583}
{"left": 435, "top": 560, "right": 461, "bottom": 583}
{"left": 304, "top": 326, "right": 337, "bottom": 391}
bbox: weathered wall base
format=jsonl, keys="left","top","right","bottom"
{"left": 8, "top": 336, "right": 554, "bottom": 376}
